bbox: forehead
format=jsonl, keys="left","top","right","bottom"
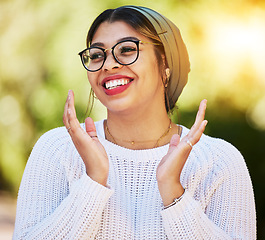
{"left": 91, "top": 21, "right": 148, "bottom": 46}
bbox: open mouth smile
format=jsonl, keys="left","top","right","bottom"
{"left": 102, "top": 75, "right": 134, "bottom": 95}
{"left": 105, "top": 78, "right": 132, "bottom": 90}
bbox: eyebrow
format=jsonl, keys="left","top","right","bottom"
{"left": 90, "top": 36, "right": 140, "bottom": 48}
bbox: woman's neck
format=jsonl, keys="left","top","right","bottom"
{"left": 104, "top": 108, "right": 181, "bottom": 150}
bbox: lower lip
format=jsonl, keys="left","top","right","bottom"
{"left": 103, "top": 81, "right": 133, "bottom": 96}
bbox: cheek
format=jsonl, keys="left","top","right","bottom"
{"left": 138, "top": 52, "right": 161, "bottom": 78}
{"left": 87, "top": 72, "right": 99, "bottom": 88}
{"left": 147, "top": 58, "right": 163, "bottom": 87}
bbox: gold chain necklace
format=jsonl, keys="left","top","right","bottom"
{"left": 105, "top": 120, "right": 172, "bottom": 148}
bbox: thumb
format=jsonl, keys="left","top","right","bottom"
{"left": 167, "top": 134, "right": 180, "bottom": 154}
{"left": 85, "top": 117, "right": 98, "bottom": 138}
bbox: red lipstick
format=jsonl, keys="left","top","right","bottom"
{"left": 102, "top": 75, "right": 133, "bottom": 96}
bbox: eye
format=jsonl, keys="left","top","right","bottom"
{"left": 90, "top": 53, "right": 104, "bottom": 60}
{"left": 121, "top": 46, "right": 136, "bottom": 52}
{"left": 120, "top": 46, "right": 137, "bottom": 54}
{"left": 88, "top": 49, "right": 104, "bottom": 61}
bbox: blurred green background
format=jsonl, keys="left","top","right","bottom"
{"left": 0, "top": 0, "right": 264, "bottom": 238}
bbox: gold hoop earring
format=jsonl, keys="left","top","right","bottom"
{"left": 92, "top": 90, "right": 98, "bottom": 100}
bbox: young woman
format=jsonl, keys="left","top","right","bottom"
{"left": 13, "top": 6, "right": 256, "bottom": 239}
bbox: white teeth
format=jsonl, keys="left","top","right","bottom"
{"left": 105, "top": 79, "right": 130, "bottom": 90}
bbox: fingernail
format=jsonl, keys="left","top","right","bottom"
{"left": 204, "top": 120, "right": 208, "bottom": 126}
{"left": 68, "top": 90, "right": 71, "bottom": 100}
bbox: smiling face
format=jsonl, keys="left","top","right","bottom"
{"left": 87, "top": 21, "right": 166, "bottom": 115}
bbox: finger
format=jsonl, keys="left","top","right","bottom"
{"left": 189, "top": 99, "right": 207, "bottom": 135}
{"left": 163, "top": 133, "right": 191, "bottom": 172}
{"left": 193, "top": 119, "right": 208, "bottom": 144}
{"left": 184, "top": 99, "right": 208, "bottom": 147}
{"left": 194, "top": 99, "right": 207, "bottom": 127}
{"left": 67, "top": 90, "right": 82, "bottom": 134}
{"left": 167, "top": 134, "right": 180, "bottom": 154}
{"left": 63, "top": 90, "right": 71, "bottom": 129}
{"left": 186, "top": 120, "right": 208, "bottom": 147}
{"left": 67, "top": 90, "right": 77, "bottom": 121}
{"left": 85, "top": 117, "right": 98, "bottom": 139}
{"left": 196, "top": 99, "right": 207, "bottom": 123}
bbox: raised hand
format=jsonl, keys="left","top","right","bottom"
{"left": 63, "top": 90, "right": 109, "bottom": 186}
{"left": 156, "top": 99, "right": 208, "bottom": 206}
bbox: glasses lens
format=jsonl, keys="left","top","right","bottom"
{"left": 113, "top": 41, "right": 138, "bottom": 65}
{"left": 82, "top": 48, "right": 105, "bottom": 71}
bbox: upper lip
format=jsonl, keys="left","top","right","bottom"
{"left": 101, "top": 75, "right": 134, "bottom": 87}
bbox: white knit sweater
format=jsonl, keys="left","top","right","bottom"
{"left": 13, "top": 120, "right": 256, "bottom": 239}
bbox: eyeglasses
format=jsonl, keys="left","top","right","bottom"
{"left": 78, "top": 39, "right": 160, "bottom": 72}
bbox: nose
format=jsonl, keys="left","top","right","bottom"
{"left": 103, "top": 50, "right": 122, "bottom": 71}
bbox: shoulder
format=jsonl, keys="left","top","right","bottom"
{"left": 200, "top": 132, "right": 241, "bottom": 155}
{"left": 27, "top": 126, "right": 73, "bottom": 171}
{"left": 181, "top": 125, "right": 247, "bottom": 173}
{"left": 180, "top": 126, "right": 253, "bottom": 201}
{"left": 181, "top": 125, "right": 242, "bottom": 155}
{"left": 200, "top": 132, "right": 245, "bottom": 168}
{"left": 26, "top": 126, "right": 86, "bottom": 183}
{"left": 32, "top": 126, "right": 72, "bottom": 154}
{"left": 34, "top": 120, "right": 105, "bottom": 155}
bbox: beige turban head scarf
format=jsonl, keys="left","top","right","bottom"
{"left": 87, "top": 6, "right": 190, "bottom": 110}
{"left": 124, "top": 6, "right": 191, "bottom": 110}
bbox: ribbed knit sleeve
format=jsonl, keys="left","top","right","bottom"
{"left": 161, "top": 137, "right": 256, "bottom": 239}
{"left": 13, "top": 127, "right": 113, "bottom": 240}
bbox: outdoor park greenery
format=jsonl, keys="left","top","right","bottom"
{"left": 0, "top": 0, "right": 264, "bottom": 237}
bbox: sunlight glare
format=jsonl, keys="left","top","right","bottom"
{"left": 208, "top": 16, "right": 265, "bottom": 83}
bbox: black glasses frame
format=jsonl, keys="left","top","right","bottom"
{"left": 78, "top": 39, "right": 141, "bottom": 72}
